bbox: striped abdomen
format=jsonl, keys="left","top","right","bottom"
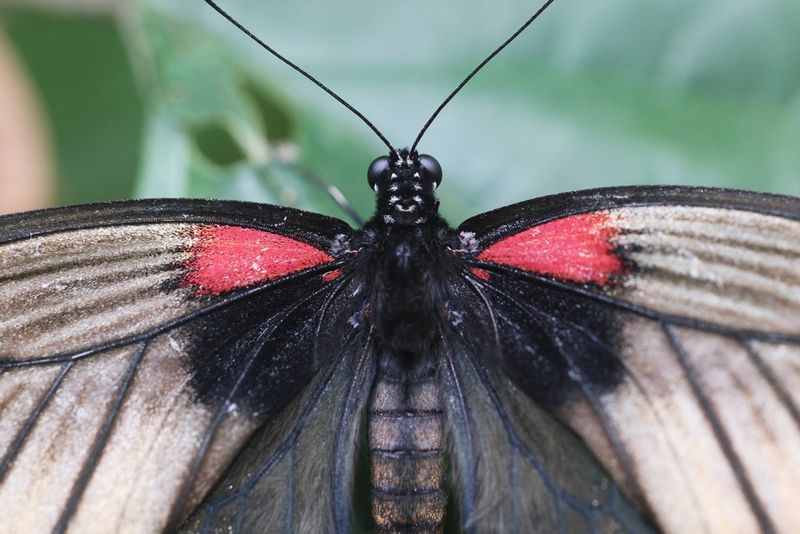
{"left": 368, "top": 371, "right": 446, "bottom": 533}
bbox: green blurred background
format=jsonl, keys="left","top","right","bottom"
{"left": 0, "top": 0, "right": 798, "bottom": 224}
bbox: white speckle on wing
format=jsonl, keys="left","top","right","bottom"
{"left": 567, "top": 369, "right": 583, "bottom": 382}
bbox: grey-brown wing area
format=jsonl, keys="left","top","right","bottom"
{"left": 442, "top": 338, "right": 652, "bottom": 533}
{"left": 180, "top": 326, "right": 375, "bottom": 534}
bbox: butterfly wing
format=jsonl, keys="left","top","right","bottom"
{"left": 180, "top": 327, "right": 375, "bottom": 533}
{"left": 455, "top": 186, "right": 800, "bottom": 533}
{"left": 0, "top": 199, "right": 366, "bottom": 533}
{"left": 439, "top": 285, "right": 655, "bottom": 533}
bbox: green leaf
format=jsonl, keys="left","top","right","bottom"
{"left": 8, "top": 0, "right": 799, "bottom": 221}
{"left": 132, "top": 0, "right": 799, "bottom": 222}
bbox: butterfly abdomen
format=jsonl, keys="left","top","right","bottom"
{"left": 368, "top": 368, "right": 446, "bottom": 533}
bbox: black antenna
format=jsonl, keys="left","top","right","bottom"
{"left": 204, "top": 0, "right": 396, "bottom": 154}
{"left": 411, "top": 0, "right": 556, "bottom": 152}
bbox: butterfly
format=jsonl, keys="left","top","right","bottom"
{"left": 1, "top": 1, "right": 799, "bottom": 533}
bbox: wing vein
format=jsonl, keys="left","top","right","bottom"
{"left": 457, "top": 342, "right": 594, "bottom": 526}
{"left": 0, "top": 263, "right": 345, "bottom": 370}
{"left": 166, "top": 281, "right": 338, "bottom": 531}
{"left": 462, "top": 276, "right": 651, "bottom": 530}
{"left": 53, "top": 340, "right": 148, "bottom": 534}
{"left": 440, "top": 335, "right": 477, "bottom": 527}
{"left": 0, "top": 361, "right": 74, "bottom": 484}
{"left": 663, "top": 324, "right": 776, "bottom": 534}
{"left": 742, "top": 340, "right": 800, "bottom": 433}
{"left": 196, "top": 288, "right": 361, "bottom": 532}
{"left": 470, "top": 261, "right": 800, "bottom": 344}
{"left": 468, "top": 276, "right": 645, "bottom": 503}
{"left": 331, "top": 328, "right": 374, "bottom": 533}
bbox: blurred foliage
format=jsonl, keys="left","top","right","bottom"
{"left": 2, "top": 8, "right": 142, "bottom": 205}
{"left": 1, "top": 0, "right": 798, "bottom": 223}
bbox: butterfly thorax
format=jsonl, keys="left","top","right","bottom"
{"left": 364, "top": 150, "right": 451, "bottom": 362}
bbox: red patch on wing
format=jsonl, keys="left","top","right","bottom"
{"left": 471, "top": 268, "right": 491, "bottom": 281}
{"left": 183, "top": 226, "right": 333, "bottom": 296}
{"left": 477, "top": 212, "right": 624, "bottom": 284}
{"left": 322, "top": 269, "right": 343, "bottom": 282}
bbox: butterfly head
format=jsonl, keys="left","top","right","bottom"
{"left": 368, "top": 149, "right": 442, "bottom": 226}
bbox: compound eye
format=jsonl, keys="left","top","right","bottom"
{"left": 367, "top": 156, "right": 390, "bottom": 190}
{"left": 419, "top": 154, "right": 442, "bottom": 188}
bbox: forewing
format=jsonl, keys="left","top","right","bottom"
{"left": 0, "top": 199, "right": 362, "bottom": 532}
{"left": 458, "top": 186, "right": 800, "bottom": 533}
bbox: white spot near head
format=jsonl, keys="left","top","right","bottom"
{"left": 413, "top": 172, "right": 420, "bottom": 178}
{"left": 459, "top": 231, "right": 479, "bottom": 252}
{"left": 373, "top": 184, "right": 379, "bottom": 193}
{"left": 390, "top": 173, "right": 398, "bottom": 179}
